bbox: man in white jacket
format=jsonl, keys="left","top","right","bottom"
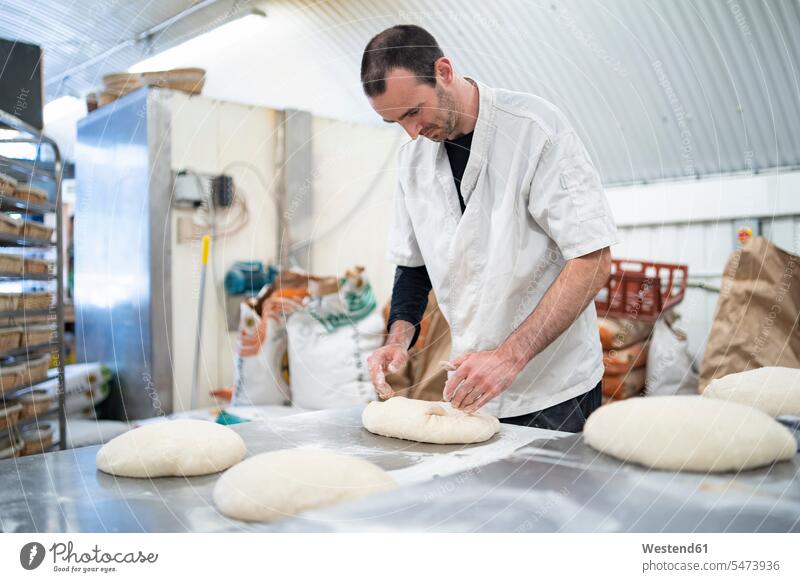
{"left": 363, "top": 25, "right": 618, "bottom": 432}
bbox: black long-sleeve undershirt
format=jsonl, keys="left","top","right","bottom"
{"left": 387, "top": 265, "right": 432, "bottom": 348}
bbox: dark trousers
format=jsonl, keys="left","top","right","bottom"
{"left": 500, "top": 381, "right": 602, "bottom": 433}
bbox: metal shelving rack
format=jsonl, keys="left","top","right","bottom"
{"left": 0, "top": 108, "right": 66, "bottom": 453}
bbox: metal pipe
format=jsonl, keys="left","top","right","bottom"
{"left": 273, "top": 110, "right": 289, "bottom": 269}
{"left": 0, "top": 109, "right": 48, "bottom": 137}
{"left": 54, "top": 145, "right": 66, "bottom": 451}
{"left": 0, "top": 154, "right": 56, "bottom": 178}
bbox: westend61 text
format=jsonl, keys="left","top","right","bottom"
{"left": 642, "top": 543, "right": 708, "bottom": 554}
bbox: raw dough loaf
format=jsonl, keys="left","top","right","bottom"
{"left": 703, "top": 367, "right": 800, "bottom": 417}
{"left": 584, "top": 395, "right": 797, "bottom": 472}
{"left": 96, "top": 419, "right": 247, "bottom": 478}
{"left": 213, "top": 449, "right": 395, "bottom": 522}
{"left": 362, "top": 396, "right": 500, "bottom": 444}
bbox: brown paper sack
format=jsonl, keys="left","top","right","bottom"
{"left": 384, "top": 292, "right": 451, "bottom": 401}
{"left": 699, "top": 237, "right": 800, "bottom": 391}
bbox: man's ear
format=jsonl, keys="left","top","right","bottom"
{"left": 434, "top": 57, "right": 454, "bottom": 86}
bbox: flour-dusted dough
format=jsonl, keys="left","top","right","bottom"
{"left": 362, "top": 396, "right": 500, "bottom": 444}
{"left": 584, "top": 396, "right": 797, "bottom": 472}
{"left": 96, "top": 419, "right": 247, "bottom": 478}
{"left": 703, "top": 367, "right": 800, "bottom": 417}
{"left": 213, "top": 449, "right": 395, "bottom": 522}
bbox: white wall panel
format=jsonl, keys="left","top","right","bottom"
{"left": 763, "top": 215, "right": 800, "bottom": 254}
{"left": 308, "top": 117, "right": 403, "bottom": 305}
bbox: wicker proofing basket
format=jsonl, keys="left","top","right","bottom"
{"left": 0, "top": 172, "right": 18, "bottom": 196}
{"left": 0, "top": 213, "right": 21, "bottom": 236}
{"left": 18, "top": 387, "right": 53, "bottom": 420}
{"left": 0, "top": 292, "right": 20, "bottom": 311}
{"left": 0, "top": 326, "right": 22, "bottom": 350}
{"left": 0, "top": 363, "right": 26, "bottom": 394}
{"left": 21, "top": 220, "right": 54, "bottom": 242}
{"left": 0, "top": 254, "right": 24, "bottom": 274}
{"left": 142, "top": 68, "right": 205, "bottom": 94}
{"left": 22, "top": 325, "right": 52, "bottom": 347}
{"left": 21, "top": 292, "right": 53, "bottom": 310}
{"left": 26, "top": 354, "right": 51, "bottom": 383}
{"left": 0, "top": 429, "right": 24, "bottom": 459}
{"left": 21, "top": 422, "right": 54, "bottom": 455}
{"left": 103, "top": 72, "right": 144, "bottom": 93}
{"left": 23, "top": 258, "right": 51, "bottom": 275}
{"left": 0, "top": 401, "right": 22, "bottom": 430}
{"left": 98, "top": 90, "right": 125, "bottom": 107}
{"left": 86, "top": 92, "right": 99, "bottom": 112}
{"left": 11, "top": 185, "right": 49, "bottom": 207}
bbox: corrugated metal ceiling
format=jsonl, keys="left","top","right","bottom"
{"left": 0, "top": 0, "right": 257, "bottom": 99}
{"left": 0, "top": 0, "right": 798, "bottom": 184}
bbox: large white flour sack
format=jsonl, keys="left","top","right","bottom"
{"left": 584, "top": 396, "right": 796, "bottom": 472}
{"left": 96, "top": 419, "right": 247, "bottom": 478}
{"left": 213, "top": 449, "right": 395, "bottom": 522}
{"left": 703, "top": 367, "right": 800, "bottom": 417}
{"left": 362, "top": 396, "right": 500, "bottom": 444}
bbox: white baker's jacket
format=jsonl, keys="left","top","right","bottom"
{"left": 387, "top": 79, "right": 619, "bottom": 418}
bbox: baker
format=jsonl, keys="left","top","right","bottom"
{"left": 363, "top": 25, "right": 619, "bottom": 432}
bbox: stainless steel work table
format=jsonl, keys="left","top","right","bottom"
{"left": 1, "top": 407, "right": 798, "bottom": 533}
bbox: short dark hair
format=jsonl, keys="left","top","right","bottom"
{"left": 361, "top": 25, "right": 444, "bottom": 97}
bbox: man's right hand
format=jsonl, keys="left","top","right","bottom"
{"left": 367, "top": 345, "right": 409, "bottom": 399}
{"left": 368, "top": 320, "right": 416, "bottom": 399}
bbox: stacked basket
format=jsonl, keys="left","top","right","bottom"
{"left": 87, "top": 68, "right": 206, "bottom": 111}
{"left": 0, "top": 172, "right": 58, "bottom": 457}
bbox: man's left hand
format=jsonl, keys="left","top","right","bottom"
{"left": 443, "top": 348, "right": 524, "bottom": 413}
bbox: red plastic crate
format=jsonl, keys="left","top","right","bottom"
{"left": 595, "top": 259, "right": 688, "bottom": 322}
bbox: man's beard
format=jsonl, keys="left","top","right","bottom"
{"left": 423, "top": 85, "right": 459, "bottom": 141}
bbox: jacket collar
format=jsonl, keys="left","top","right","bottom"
{"left": 451, "top": 77, "right": 494, "bottom": 204}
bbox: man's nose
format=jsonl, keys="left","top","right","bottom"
{"left": 401, "top": 120, "right": 422, "bottom": 140}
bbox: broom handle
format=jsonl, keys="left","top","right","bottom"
{"left": 191, "top": 235, "right": 211, "bottom": 410}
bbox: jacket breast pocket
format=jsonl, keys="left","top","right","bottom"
{"left": 559, "top": 156, "right": 606, "bottom": 222}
